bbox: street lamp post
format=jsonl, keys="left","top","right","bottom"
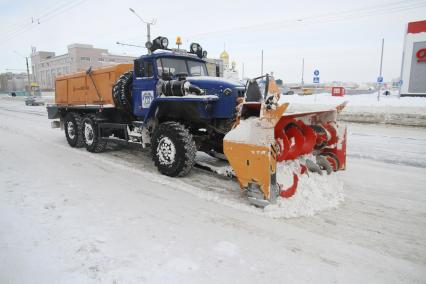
{"left": 129, "top": 8, "right": 156, "bottom": 45}
{"left": 377, "top": 38, "right": 384, "bottom": 102}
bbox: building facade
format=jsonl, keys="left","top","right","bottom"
{"left": 31, "top": 44, "right": 136, "bottom": 90}
{"left": 0, "top": 72, "right": 30, "bottom": 92}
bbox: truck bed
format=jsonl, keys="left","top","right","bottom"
{"left": 54, "top": 64, "right": 133, "bottom": 107}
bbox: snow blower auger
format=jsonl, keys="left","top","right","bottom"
{"left": 223, "top": 76, "right": 347, "bottom": 207}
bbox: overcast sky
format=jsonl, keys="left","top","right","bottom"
{"left": 1, "top": 0, "right": 425, "bottom": 83}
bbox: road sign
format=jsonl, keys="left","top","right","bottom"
{"left": 377, "top": 76, "right": 383, "bottom": 83}
{"left": 313, "top": 76, "right": 320, "bottom": 84}
{"left": 314, "top": 70, "right": 320, "bottom": 76}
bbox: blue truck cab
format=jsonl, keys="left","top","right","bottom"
{"left": 131, "top": 51, "right": 245, "bottom": 124}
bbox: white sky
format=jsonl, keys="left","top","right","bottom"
{"left": 0, "top": 0, "right": 425, "bottom": 83}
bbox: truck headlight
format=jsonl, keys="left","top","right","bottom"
{"left": 190, "top": 43, "right": 204, "bottom": 59}
{"left": 190, "top": 43, "right": 199, "bottom": 53}
{"left": 150, "top": 36, "right": 169, "bottom": 52}
{"left": 161, "top": 37, "right": 169, "bottom": 48}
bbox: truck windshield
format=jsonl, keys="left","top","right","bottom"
{"left": 157, "top": 58, "right": 208, "bottom": 77}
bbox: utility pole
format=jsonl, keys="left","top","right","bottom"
{"left": 261, "top": 50, "right": 264, "bottom": 76}
{"left": 25, "top": 57, "right": 31, "bottom": 95}
{"left": 14, "top": 51, "right": 31, "bottom": 95}
{"left": 129, "top": 8, "right": 156, "bottom": 44}
{"left": 377, "top": 38, "right": 384, "bottom": 102}
{"left": 242, "top": 62, "right": 245, "bottom": 80}
{"left": 301, "top": 58, "right": 305, "bottom": 87}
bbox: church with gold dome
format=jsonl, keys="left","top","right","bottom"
{"left": 219, "top": 48, "right": 239, "bottom": 80}
{"left": 204, "top": 47, "right": 239, "bottom": 80}
{"left": 220, "top": 50, "right": 230, "bottom": 69}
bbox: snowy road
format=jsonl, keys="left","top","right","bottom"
{"left": 1, "top": 98, "right": 426, "bottom": 283}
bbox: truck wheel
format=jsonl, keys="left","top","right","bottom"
{"left": 151, "top": 122, "right": 196, "bottom": 177}
{"left": 82, "top": 115, "right": 107, "bottom": 153}
{"left": 64, "top": 113, "right": 84, "bottom": 148}
{"left": 112, "top": 71, "right": 133, "bottom": 113}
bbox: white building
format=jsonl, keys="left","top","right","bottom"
{"left": 219, "top": 49, "right": 240, "bottom": 80}
{"left": 31, "top": 44, "right": 136, "bottom": 90}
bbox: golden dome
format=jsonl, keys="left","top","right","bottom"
{"left": 220, "top": 50, "right": 229, "bottom": 60}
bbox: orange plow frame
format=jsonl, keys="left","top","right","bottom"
{"left": 223, "top": 79, "right": 347, "bottom": 207}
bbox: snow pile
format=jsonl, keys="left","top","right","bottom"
{"left": 224, "top": 117, "right": 274, "bottom": 146}
{"left": 194, "top": 152, "right": 344, "bottom": 219}
{"left": 264, "top": 159, "right": 345, "bottom": 218}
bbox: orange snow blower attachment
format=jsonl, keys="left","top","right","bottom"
{"left": 223, "top": 76, "right": 347, "bottom": 207}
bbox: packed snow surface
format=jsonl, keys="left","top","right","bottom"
{"left": 1, "top": 97, "right": 426, "bottom": 283}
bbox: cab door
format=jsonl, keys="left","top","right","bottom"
{"left": 132, "top": 58, "right": 157, "bottom": 118}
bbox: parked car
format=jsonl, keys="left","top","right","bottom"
{"left": 25, "top": 96, "right": 45, "bottom": 106}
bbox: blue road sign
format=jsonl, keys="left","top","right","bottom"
{"left": 313, "top": 76, "right": 320, "bottom": 84}
{"left": 314, "top": 70, "right": 320, "bottom": 76}
{"left": 377, "top": 76, "right": 383, "bottom": 83}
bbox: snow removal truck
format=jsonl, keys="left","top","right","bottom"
{"left": 47, "top": 36, "right": 347, "bottom": 207}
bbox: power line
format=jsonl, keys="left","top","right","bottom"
{"left": 0, "top": 0, "right": 87, "bottom": 44}
{"left": 0, "top": 0, "right": 77, "bottom": 38}
{"left": 0, "top": 0, "right": 74, "bottom": 32}
{"left": 6, "top": 0, "right": 86, "bottom": 41}
{"left": 185, "top": 0, "right": 426, "bottom": 39}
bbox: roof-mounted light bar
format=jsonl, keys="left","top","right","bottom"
{"left": 145, "top": 36, "right": 208, "bottom": 59}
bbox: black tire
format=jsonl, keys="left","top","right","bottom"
{"left": 112, "top": 71, "right": 133, "bottom": 113}
{"left": 64, "top": 112, "right": 84, "bottom": 148}
{"left": 151, "top": 121, "right": 196, "bottom": 177}
{"left": 82, "top": 115, "right": 107, "bottom": 153}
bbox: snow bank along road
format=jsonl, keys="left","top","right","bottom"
{"left": 1, "top": 99, "right": 426, "bottom": 283}
{"left": 280, "top": 91, "right": 426, "bottom": 127}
